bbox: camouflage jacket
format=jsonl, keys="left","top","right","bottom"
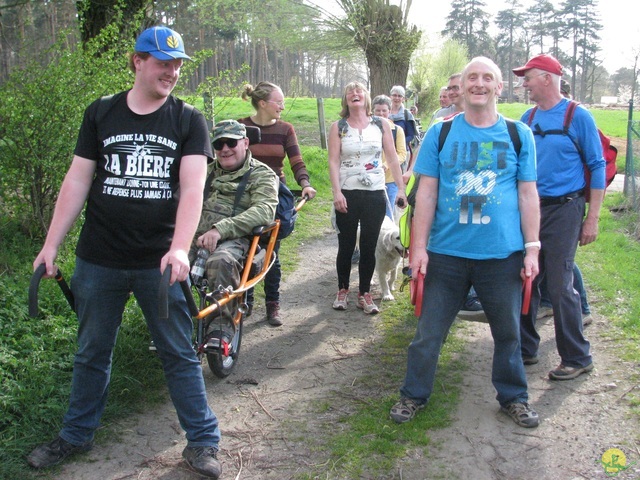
{"left": 196, "top": 152, "right": 278, "bottom": 241}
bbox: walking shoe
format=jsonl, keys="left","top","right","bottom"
{"left": 457, "top": 295, "right": 486, "bottom": 321}
{"left": 461, "top": 296, "right": 483, "bottom": 312}
{"left": 458, "top": 295, "right": 484, "bottom": 320}
{"left": 182, "top": 446, "right": 222, "bottom": 479}
{"left": 333, "top": 289, "right": 349, "bottom": 310}
{"left": 27, "top": 436, "right": 93, "bottom": 469}
{"left": 522, "top": 355, "right": 539, "bottom": 365}
{"left": 549, "top": 362, "right": 594, "bottom": 380}
{"left": 266, "top": 301, "right": 283, "bottom": 327}
{"left": 582, "top": 314, "right": 593, "bottom": 326}
{"left": 390, "top": 397, "right": 424, "bottom": 423}
{"left": 357, "top": 292, "right": 380, "bottom": 314}
{"left": 501, "top": 402, "right": 540, "bottom": 428}
{"left": 536, "top": 306, "right": 554, "bottom": 320}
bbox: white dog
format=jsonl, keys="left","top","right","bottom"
{"left": 375, "top": 216, "right": 406, "bottom": 301}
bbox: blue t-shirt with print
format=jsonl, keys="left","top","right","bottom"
{"left": 413, "top": 114, "right": 537, "bottom": 260}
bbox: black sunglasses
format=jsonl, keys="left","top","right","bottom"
{"left": 213, "top": 138, "right": 239, "bottom": 150}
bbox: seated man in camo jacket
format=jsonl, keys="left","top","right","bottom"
{"left": 192, "top": 120, "right": 278, "bottom": 318}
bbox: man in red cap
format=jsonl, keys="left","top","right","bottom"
{"left": 512, "top": 54, "right": 605, "bottom": 381}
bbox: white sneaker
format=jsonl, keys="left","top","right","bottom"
{"left": 333, "top": 289, "right": 349, "bottom": 310}
{"left": 357, "top": 292, "right": 379, "bottom": 314}
{"left": 583, "top": 314, "right": 593, "bottom": 326}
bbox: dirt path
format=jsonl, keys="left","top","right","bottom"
{"left": 53, "top": 226, "right": 640, "bottom": 480}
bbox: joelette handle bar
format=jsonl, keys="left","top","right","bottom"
{"left": 29, "top": 263, "right": 75, "bottom": 317}
{"left": 158, "top": 265, "right": 199, "bottom": 320}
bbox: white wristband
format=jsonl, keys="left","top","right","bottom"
{"left": 524, "top": 241, "right": 541, "bottom": 249}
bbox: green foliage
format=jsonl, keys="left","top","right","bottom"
{"left": 443, "top": 0, "right": 494, "bottom": 59}
{"left": 0, "top": 221, "right": 166, "bottom": 479}
{"left": 0, "top": 23, "right": 132, "bottom": 234}
{"left": 411, "top": 39, "right": 468, "bottom": 114}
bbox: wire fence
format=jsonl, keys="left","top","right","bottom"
{"left": 624, "top": 101, "right": 639, "bottom": 217}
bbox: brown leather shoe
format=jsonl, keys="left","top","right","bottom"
{"left": 266, "top": 301, "right": 283, "bottom": 326}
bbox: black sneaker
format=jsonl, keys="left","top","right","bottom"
{"left": 457, "top": 296, "right": 486, "bottom": 321}
{"left": 182, "top": 446, "right": 222, "bottom": 479}
{"left": 27, "top": 436, "right": 93, "bottom": 469}
{"left": 461, "top": 296, "right": 483, "bottom": 312}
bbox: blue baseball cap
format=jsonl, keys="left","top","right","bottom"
{"left": 135, "top": 26, "right": 191, "bottom": 61}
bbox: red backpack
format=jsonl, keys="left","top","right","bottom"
{"left": 527, "top": 100, "right": 617, "bottom": 201}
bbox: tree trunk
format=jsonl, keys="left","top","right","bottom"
{"left": 76, "top": 0, "right": 152, "bottom": 44}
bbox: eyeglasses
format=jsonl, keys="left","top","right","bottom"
{"left": 267, "top": 100, "right": 285, "bottom": 108}
{"left": 213, "top": 138, "right": 239, "bottom": 150}
{"left": 446, "top": 85, "right": 460, "bottom": 92}
{"left": 523, "top": 72, "right": 548, "bottom": 82}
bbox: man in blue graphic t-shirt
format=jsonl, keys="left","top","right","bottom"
{"left": 390, "top": 56, "right": 542, "bottom": 429}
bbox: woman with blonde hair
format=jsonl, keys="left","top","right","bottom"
{"left": 239, "top": 81, "right": 316, "bottom": 327}
{"left": 328, "top": 81, "right": 406, "bottom": 314}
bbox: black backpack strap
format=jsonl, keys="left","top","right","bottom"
{"left": 181, "top": 103, "right": 194, "bottom": 142}
{"left": 203, "top": 168, "right": 215, "bottom": 199}
{"left": 438, "top": 117, "right": 521, "bottom": 157}
{"left": 438, "top": 119, "right": 453, "bottom": 152}
{"left": 505, "top": 119, "right": 521, "bottom": 157}
{"left": 232, "top": 167, "right": 254, "bottom": 216}
{"left": 95, "top": 94, "right": 116, "bottom": 125}
{"left": 338, "top": 117, "right": 348, "bottom": 137}
{"left": 96, "top": 94, "right": 193, "bottom": 146}
{"left": 371, "top": 115, "right": 384, "bottom": 134}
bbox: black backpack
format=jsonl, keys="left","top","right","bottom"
{"left": 275, "top": 181, "right": 297, "bottom": 239}
{"left": 226, "top": 168, "right": 297, "bottom": 240}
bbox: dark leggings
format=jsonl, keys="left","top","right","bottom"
{"left": 335, "top": 189, "right": 386, "bottom": 294}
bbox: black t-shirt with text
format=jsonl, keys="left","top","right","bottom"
{"left": 74, "top": 91, "right": 213, "bottom": 269}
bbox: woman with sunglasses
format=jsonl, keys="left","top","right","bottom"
{"left": 238, "top": 81, "right": 316, "bottom": 327}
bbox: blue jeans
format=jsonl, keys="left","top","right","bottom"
{"left": 335, "top": 189, "right": 386, "bottom": 293}
{"left": 540, "top": 263, "right": 590, "bottom": 314}
{"left": 400, "top": 251, "right": 529, "bottom": 407}
{"left": 385, "top": 182, "right": 398, "bottom": 219}
{"left": 60, "top": 258, "right": 220, "bottom": 448}
{"left": 520, "top": 198, "right": 591, "bottom": 368}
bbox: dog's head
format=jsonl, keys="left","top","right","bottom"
{"left": 380, "top": 217, "right": 407, "bottom": 258}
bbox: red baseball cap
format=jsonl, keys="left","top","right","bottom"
{"left": 512, "top": 54, "right": 563, "bottom": 77}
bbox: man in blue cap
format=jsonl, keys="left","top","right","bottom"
{"left": 26, "top": 26, "right": 222, "bottom": 478}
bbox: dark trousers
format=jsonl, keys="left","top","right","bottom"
{"left": 520, "top": 197, "right": 592, "bottom": 368}
{"left": 335, "top": 189, "right": 386, "bottom": 294}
